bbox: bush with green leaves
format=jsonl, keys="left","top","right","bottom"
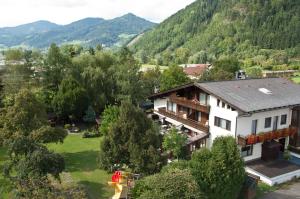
{"left": 99, "top": 101, "right": 164, "bottom": 174}
{"left": 190, "top": 136, "right": 245, "bottom": 199}
{"left": 163, "top": 128, "right": 188, "bottom": 159}
{"left": 131, "top": 168, "right": 205, "bottom": 199}
{"left": 0, "top": 89, "right": 67, "bottom": 198}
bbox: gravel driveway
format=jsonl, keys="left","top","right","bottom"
{"left": 261, "top": 182, "right": 300, "bottom": 199}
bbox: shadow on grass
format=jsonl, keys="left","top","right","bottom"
{"left": 79, "top": 180, "right": 111, "bottom": 199}
{"left": 62, "top": 150, "right": 99, "bottom": 172}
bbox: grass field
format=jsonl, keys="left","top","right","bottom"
{"left": 0, "top": 134, "right": 114, "bottom": 199}
{"left": 292, "top": 72, "right": 300, "bottom": 84}
{"left": 140, "top": 64, "right": 168, "bottom": 72}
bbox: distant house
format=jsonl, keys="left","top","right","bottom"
{"left": 150, "top": 78, "right": 300, "bottom": 186}
{"left": 179, "top": 64, "right": 212, "bottom": 79}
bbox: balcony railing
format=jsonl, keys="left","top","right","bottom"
{"left": 169, "top": 95, "right": 210, "bottom": 113}
{"left": 157, "top": 107, "right": 209, "bottom": 133}
{"left": 237, "top": 126, "right": 298, "bottom": 147}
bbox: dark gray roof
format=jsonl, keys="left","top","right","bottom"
{"left": 197, "top": 78, "right": 300, "bottom": 113}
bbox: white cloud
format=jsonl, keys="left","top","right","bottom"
{"left": 0, "top": 0, "right": 195, "bottom": 27}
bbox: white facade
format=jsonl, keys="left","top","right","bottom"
{"left": 154, "top": 94, "right": 293, "bottom": 162}
{"left": 236, "top": 108, "right": 292, "bottom": 161}
{"left": 208, "top": 95, "right": 238, "bottom": 148}
{"left": 154, "top": 98, "right": 168, "bottom": 111}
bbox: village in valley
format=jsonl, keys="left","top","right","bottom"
{"left": 1, "top": 0, "right": 300, "bottom": 199}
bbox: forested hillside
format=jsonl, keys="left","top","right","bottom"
{"left": 0, "top": 13, "right": 155, "bottom": 48}
{"left": 132, "top": 0, "right": 300, "bottom": 68}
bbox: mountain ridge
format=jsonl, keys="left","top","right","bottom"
{"left": 0, "top": 13, "right": 156, "bottom": 48}
{"left": 132, "top": 0, "right": 300, "bottom": 66}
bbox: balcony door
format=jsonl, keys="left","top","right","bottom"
{"left": 273, "top": 116, "right": 279, "bottom": 131}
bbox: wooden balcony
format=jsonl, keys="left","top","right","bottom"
{"left": 169, "top": 95, "right": 210, "bottom": 113}
{"left": 157, "top": 107, "right": 209, "bottom": 133}
{"left": 237, "top": 127, "right": 298, "bottom": 147}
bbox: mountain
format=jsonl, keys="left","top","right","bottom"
{"left": 0, "top": 21, "right": 60, "bottom": 47}
{"left": 0, "top": 13, "right": 156, "bottom": 48}
{"left": 132, "top": 0, "right": 300, "bottom": 66}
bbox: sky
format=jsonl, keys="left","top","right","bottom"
{"left": 0, "top": 0, "right": 196, "bottom": 27}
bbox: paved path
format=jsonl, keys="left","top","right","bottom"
{"left": 262, "top": 182, "right": 300, "bottom": 199}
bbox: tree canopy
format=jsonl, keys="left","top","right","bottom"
{"left": 131, "top": 168, "right": 205, "bottom": 199}
{"left": 160, "top": 65, "right": 190, "bottom": 91}
{"left": 99, "top": 101, "right": 164, "bottom": 174}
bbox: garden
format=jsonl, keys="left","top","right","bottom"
{"left": 0, "top": 134, "right": 114, "bottom": 199}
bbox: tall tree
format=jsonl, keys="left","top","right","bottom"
{"left": 163, "top": 128, "right": 188, "bottom": 159}
{"left": 0, "top": 89, "right": 67, "bottom": 198}
{"left": 189, "top": 136, "right": 245, "bottom": 199}
{"left": 114, "top": 48, "right": 145, "bottom": 105}
{"left": 160, "top": 65, "right": 190, "bottom": 91}
{"left": 43, "top": 43, "right": 71, "bottom": 91}
{"left": 52, "top": 76, "right": 89, "bottom": 120}
{"left": 99, "top": 101, "right": 163, "bottom": 174}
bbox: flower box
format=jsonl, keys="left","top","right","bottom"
{"left": 247, "top": 135, "right": 257, "bottom": 145}
{"left": 276, "top": 130, "right": 283, "bottom": 138}
{"left": 264, "top": 132, "right": 272, "bottom": 141}
{"left": 283, "top": 128, "right": 290, "bottom": 137}
{"left": 258, "top": 134, "right": 265, "bottom": 142}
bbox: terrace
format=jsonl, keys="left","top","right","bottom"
{"left": 156, "top": 107, "right": 209, "bottom": 133}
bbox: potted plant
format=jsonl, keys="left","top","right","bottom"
{"left": 247, "top": 134, "right": 257, "bottom": 145}
{"left": 258, "top": 132, "right": 265, "bottom": 142}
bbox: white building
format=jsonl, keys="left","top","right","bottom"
{"left": 150, "top": 78, "right": 300, "bottom": 185}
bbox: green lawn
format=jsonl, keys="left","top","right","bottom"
{"left": 47, "top": 134, "right": 113, "bottom": 199}
{"left": 292, "top": 76, "right": 300, "bottom": 84}
{"left": 0, "top": 134, "right": 114, "bottom": 199}
{"left": 292, "top": 72, "right": 300, "bottom": 84}
{"left": 140, "top": 64, "right": 168, "bottom": 72}
{"left": 255, "top": 182, "right": 278, "bottom": 198}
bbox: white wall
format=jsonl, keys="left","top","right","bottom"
{"left": 154, "top": 98, "right": 168, "bottom": 111}
{"left": 237, "top": 108, "right": 292, "bottom": 137}
{"left": 246, "top": 167, "right": 300, "bottom": 186}
{"left": 208, "top": 95, "right": 239, "bottom": 148}
{"left": 242, "top": 143, "right": 262, "bottom": 162}
{"left": 237, "top": 108, "right": 292, "bottom": 161}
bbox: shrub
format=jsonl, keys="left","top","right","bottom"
{"left": 131, "top": 169, "right": 204, "bottom": 199}
{"left": 82, "top": 130, "right": 100, "bottom": 138}
{"left": 64, "top": 124, "right": 71, "bottom": 130}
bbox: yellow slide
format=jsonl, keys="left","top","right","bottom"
{"left": 107, "top": 182, "right": 123, "bottom": 199}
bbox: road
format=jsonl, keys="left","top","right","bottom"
{"left": 262, "top": 182, "right": 300, "bottom": 199}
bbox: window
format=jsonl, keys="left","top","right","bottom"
{"left": 222, "top": 102, "right": 226, "bottom": 108}
{"left": 264, "top": 117, "right": 272, "bottom": 128}
{"left": 199, "top": 93, "right": 207, "bottom": 105}
{"left": 214, "top": 116, "right": 231, "bottom": 131}
{"left": 241, "top": 145, "right": 253, "bottom": 157}
{"left": 217, "top": 99, "right": 220, "bottom": 107}
{"left": 167, "top": 101, "right": 176, "bottom": 112}
{"left": 252, "top": 120, "right": 258, "bottom": 134}
{"left": 227, "top": 104, "right": 231, "bottom": 109}
{"left": 281, "top": 114, "right": 287, "bottom": 125}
